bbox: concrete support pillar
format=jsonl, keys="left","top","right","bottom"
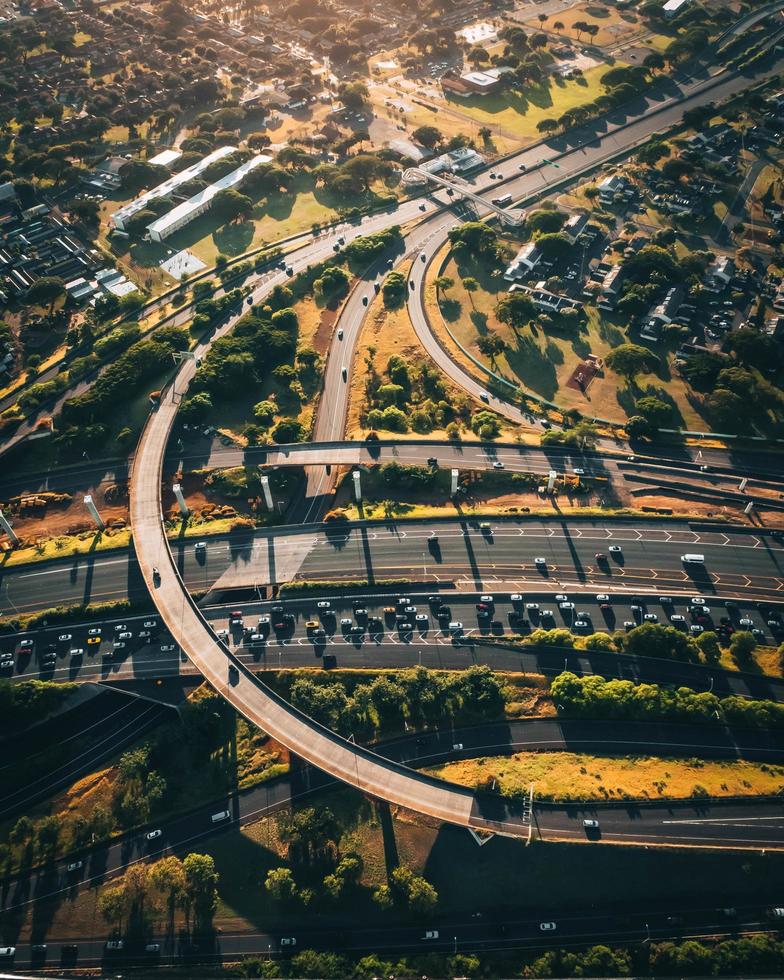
{"left": 547, "top": 470, "right": 557, "bottom": 494}
{"left": 451, "top": 468, "right": 459, "bottom": 495}
{"left": 744, "top": 501, "right": 754, "bottom": 515}
{"left": 260, "top": 475, "right": 274, "bottom": 511}
{"left": 353, "top": 471, "right": 362, "bottom": 502}
{"left": 739, "top": 478, "right": 748, "bottom": 493}
{"left": 172, "top": 483, "right": 189, "bottom": 518}
{"left": 83, "top": 494, "right": 105, "bottom": 531}
{"left": 0, "top": 509, "right": 19, "bottom": 546}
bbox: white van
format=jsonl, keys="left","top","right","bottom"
{"left": 448, "top": 621, "right": 463, "bottom": 634}
{"left": 681, "top": 554, "right": 705, "bottom": 564}
{"left": 211, "top": 809, "right": 230, "bottom": 824}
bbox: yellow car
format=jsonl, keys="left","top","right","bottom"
{"left": 87, "top": 635, "right": 101, "bottom": 645}
{"left": 305, "top": 620, "right": 319, "bottom": 631}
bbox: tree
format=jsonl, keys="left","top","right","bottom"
{"left": 643, "top": 51, "right": 665, "bottom": 73}
{"left": 183, "top": 853, "right": 219, "bottom": 931}
{"left": 478, "top": 125, "right": 492, "bottom": 144}
{"left": 212, "top": 187, "right": 253, "bottom": 223}
{"left": 26, "top": 276, "right": 66, "bottom": 314}
{"left": 150, "top": 855, "right": 186, "bottom": 928}
{"left": 461, "top": 276, "right": 479, "bottom": 308}
{"left": 729, "top": 631, "right": 756, "bottom": 667}
{"left": 412, "top": 124, "right": 443, "bottom": 149}
{"left": 495, "top": 291, "right": 536, "bottom": 330}
{"left": 476, "top": 330, "right": 506, "bottom": 365}
{"left": 338, "top": 80, "right": 368, "bottom": 108}
{"left": 382, "top": 270, "right": 407, "bottom": 308}
{"left": 605, "top": 343, "right": 658, "bottom": 385}
{"left": 635, "top": 395, "right": 672, "bottom": 428}
{"left": 536, "top": 118, "right": 559, "bottom": 135}
{"left": 696, "top": 631, "right": 721, "bottom": 665}
{"left": 265, "top": 866, "right": 298, "bottom": 903}
{"left": 434, "top": 275, "right": 454, "bottom": 294}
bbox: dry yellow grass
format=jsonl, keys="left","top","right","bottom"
{"left": 428, "top": 752, "right": 784, "bottom": 801}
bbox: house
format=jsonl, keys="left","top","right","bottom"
{"left": 641, "top": 287, "right": 681, "bottom": 340}
{"left": 504, "top": 241, "right": 541, "bottom": 281}
{"left": 706, "top": 255, "right": 735, "bottom": 288}
{"left": 511, "top": 282, "right": 583, "bottom": 315}
{"left": 764, "top": 315, "right": 784, "bottom": 340}
{"left": 598, "top": 173, "right": 632, "bottom": 204}
{"left": 562, "top": 212, "right": 589, "bottom": 244}
{"left": 597, "top": 264, "right": 624, "bottom": 310}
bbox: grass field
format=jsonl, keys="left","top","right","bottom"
{"left": 427, "top": 751, "right": 784, "bottom": 802}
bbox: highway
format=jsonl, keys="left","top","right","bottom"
{"left": 4, "top": 590, "right": 784, "bottom": 707}
{"left": 2, "top": 517, "right": 783, "bottom": 616}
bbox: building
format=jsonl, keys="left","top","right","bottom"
{"left": 641, "top": 287, "right": 681, "bottom": 340}
{"left": 148, "top": 148, "right": 182, "bottom": 168}
{"left": 598, "top": 173, "right": 633, "bottom": 204}
{"left": 662, "top": 0, "right": 690, "bottom": 17}
{"left": 146, "top": 153, "right": 271, "bottom": 242}
{"left": 510, "top": 282, "right": 583, "bottom": 315}
{"left": 418, "top": 146, "right": 485, "bottom": 179}
{"left": 706, "top": 255, "right": 735, "bottom": 288}
{"left": 562, "top": 212, "right": 590, "bottom": 244}
{"left": 112, "top": 145, "right": 238, "bottom": 231}
{"left": 504, "top": 242, "right": 541, "bottom": 281}
{"left": 441, "top": 66, "right": 510, "bottom": 98}
{"left": 597, "top": 264, "right": 624, "bottom": 310}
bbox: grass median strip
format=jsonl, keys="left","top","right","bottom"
{"left": 426, "top": 751, "right": 784, "bottom": 802}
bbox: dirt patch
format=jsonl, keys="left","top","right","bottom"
{"left": 311, "top": 304, "right": 341, "bottom": 357}
{"left": 565, "top": 353, "right": 602, "bottom": 393}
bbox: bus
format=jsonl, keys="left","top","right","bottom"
{"left": 492, "top": 193, "right": 512, "bottom": 207}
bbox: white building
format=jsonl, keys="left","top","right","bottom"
{"left": 504, "top": 241, "right": 541, "bottom": 281}
{"left": 112, "top": 146, "right": 238, "bottom": 231}
{"left": 147, "top": 154, "right": 271, "bottom": 242}
{"left": 662, "top": 0, "right": 690, "bottom": 18}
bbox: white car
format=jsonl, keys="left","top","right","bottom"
{"left": 609, "top": 545, "right": 622, "bottom": 554}
{"left": 0, "top": 948, "right": 15, "bottom": 958}
{"left": 534, "top": 557, "right": 547, "bottom": 566}
{"left": 595, "top": 594, "right": 609, "bottom": 602}
{"left": 689, "top": 624, "right": 704, "bottom": 635}
{"left": 573, "top": 467, "right": 585, "bottom": 476}
{"left": 280, "top": 938, "right": 297, "bottom": 947}
{"left": 582, "top": 819, "right": 599, "bottom": 829}
{"left": 555, "top": 594, "right": 568, "bottom": 602}
{"left": 526, "top": 603, "right": 539, "bottom": 610}
{"left": 146, "top": 829, "right": 162, "bottom": 841}
{"left": 480, "top": 595, "right": 494, "bottom": 604}
{"left": 738, "top": 617, "right": 754, "bottom": 627}
{"left": 114, "top": 624, "right": 127, "bottom": 632}
{"left": 160, "top": 643, "right": 176, "bottom": 652}
{"left": 143, "top": 620, "right": 158, "bottom": 629}
{"left": 511, "top": 594, "right": 523, "bottom": 603}
{"left": 539, "top": 921, "right": 557, "bottom": 931}
{"left": 194, "top": 541, "right": 206, "bottom": 551}
{"left": 113, "top": 641, "right": 126, "bottom": 650}
{"left": 423, "top": 930, "right": 439, "bottom": 940}
{"left": 87, "top": 628, "right": 101, "bottom": 636}
{"left": 671, "top": 614, "right": 686, "bottom": 623}
{"left": 58, "top": 633, "right": 72, "bottom": 643}
{"left": 691, "top": 597, "right": 706, "bottom": 605}
{"left": 317, "top": 601, "right": 331, "bottom": 610}
{"left": 415, "top": 613, "right": 428, "bottom": 623}
{"left": 643, "top": 613, "right": 658, "bottom": 622}
{"left": 559, "top": 602, "right": 575, "bottom": 610}
{"left": 69, "top": 648, "right": 84, "bottom": 658}
{"left": 67, "top": 861, "right": 83, "bottom": 872}
{"left": 118, "top": 631, "right": 132, "bottom": 640}
{"left": 139, "top": 630, "right": 151, "bottom": 639}
{"left": 340, "top": 618, "right": 352, "bottom": 627}
{"left": 492, "top": 461, "right": 504, "bottom": 469}
{"left": 19, "top": 638, "right": 34, "bottom": 648}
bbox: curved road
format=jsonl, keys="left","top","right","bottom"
{"left": 129, "top": 54, "right": 784, "bottom": 838}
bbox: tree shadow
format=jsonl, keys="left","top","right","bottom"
{"left": 504, "top": 334, "right": 558, "bottom": 401}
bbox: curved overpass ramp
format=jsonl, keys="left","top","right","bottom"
{"left": 130, "top": 379, "right": 527, "bottom": 836}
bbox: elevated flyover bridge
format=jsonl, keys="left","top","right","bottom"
{"left": 402, "top": 167, "right": 525, "bottom": 227}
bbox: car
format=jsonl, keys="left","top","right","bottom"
{"left": 423, "top": 930, "right": 439, "bottom": 940}
{"left": 526, "top": 602, "right": 539, "bottom": 611}
{"left": 479, "top": 521, "right": 492, "bottom": 531}
{"left": 582, "top": 819, "right": 599, "bottom": 829}
{"left": 113, "top": 641, "right": 126, "bottom": 650}
{"left": 691, "top": 596, "right": 706, "bottom": 605}
{"left": 30, "top": 944, "right": 47, "bottom": 954}
{"left": 428, "top": 533, "right": 439, "bottom": 545}
{"left": 539, "top": 922, "right": 557, "bottom": 932}
{"left": 105, "top": 941, "right": 124, "bottom": 951}
{"left": 194, "top": 541, "right": 206, "bottom": 552}
{"left": 479, "top": 392, "right": 490, "bottom": 403}
{"left": 280, "top": 937, "right": 297, "bottom": 947}
{"left": 87, "top": 635, "right": 101, "bottom": 645}
{"left": 305, "top": 620, "right": 319, "bottom": 631}
{"left": 559, "top": 602, "right": 575, "bottom": 610}
{"left": 146, "top": 829, "right": 162, "bottom": 841}
{"left": 67, "top": 861, "right": 83, "bottom": 872}
{"left": 118, "top": 631, "right": 132, "bottom": 640}
{"left": 58, "top": 633, "right": 72, "bottom": 643}
{"left": 480, "top": 595, "right": 494, "bottom": 604}
{"left": 415, "top": 613, "right": 428, "bottom": 624}
{"left": 643, "top": 613, "right": 658, "bottom": 622}
{"left": 724, "top": 600, "right": 739, "bottom": 611}
{"left": 492, "top": 461, "right": 504, "bottom": 469}
{"left": 145, "top": 943, "right": 161, "bottom": 953}
{"left": 317, "top": 601, "right": 331, "bottom": 610}
{"left": 341, "top": 366, "right": 347, "bottom": 380}
{"left": 671, "top": 614, "right": 686, "bottom": 623}
{"left": 511, "top": 594, "right": 523, "bottom": 603}
{"left": 573, "top": 467, "right": 585, "bottom": 476}
{"left": 609, "top": 545, "right": 622, "bottom": 554}
{"left": 69, "top": 648, "right": 84, "bottom": 658}
{"left": 689, "top": 624, "right": 704, "bottom": 635}
{"left": 595, "top": 594, "right": 609, "bottom": 602}
{"left": 540, "top": 609, "right": 554, "bottom": 620}
{"left": 114, "top": 623, "right": 127, "bottom": 632}
{"left": 739, "top": 617, "right": 754, "bottom": 627}
{"left": 595, "top": 553, "right": 606, "bottom": 562}
{"left": 403, "top": 605, "right": 416, "bottom": 615}
{"left": 350, "top": 625, "right": 364, "bottom": 636}
{"left": 160, "top": 643, "right": 176, "bottom": 652}
{"left": 396, "top": 596, "right": 411, "bottom": 606}
{"left": 87, "top": 628, "right": 102, "bottom": 636}
{"left": 143, "top": 620, "right": 157, "bottom": 629}
{"left": 555, "top": 594, "right": 568, "bottom": 602}
{"left": 518, "top": 163, "right": 527, "bottom": 171}
{"left": 658, "top": 596, "right": 673, "bottom": 605}
{"left": 477, "top": 609, "right": 491, "bottom": 620}
{"left": 624, "top": 621, "right": 635, "bottom": 631}
{"left": 0, "top": 948, "right": 15, "bottom": 958}
{"left": 362, "top": 295, "right": 369, "bottom": 304}
{"left": 534, "top": 557, "right": 547, "bottom": 566}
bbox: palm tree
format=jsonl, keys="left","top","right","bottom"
{"left": 434, "top": 275, "right": 454, "bottom": 296}
{"left": 553, "top": 20, "right": 564, "bottom": 33}
{"left": 462, "top": 277, "right": 479, "bottom": 308}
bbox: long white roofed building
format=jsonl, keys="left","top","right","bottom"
{"left": 147, "top": 154, "right": 271, "bottom": 242}
{"left": 112, "top": 146, "right": 238, "bottom": 231}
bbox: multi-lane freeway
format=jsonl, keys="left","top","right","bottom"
{"left": 2, "top": 517, "right": 782, "bottom": 616}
